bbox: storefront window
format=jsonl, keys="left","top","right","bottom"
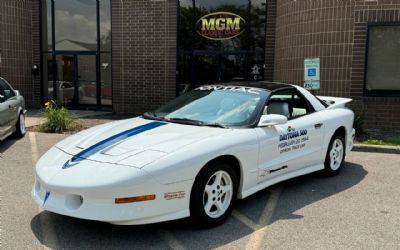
{"left": 54, "top": 0, "right": 97, "bottom": 51}
{"left": 366, "top": 25, "right": 400, "bottom": 94}
{"left": 100, "top": 0, "right": 111, "bottom": 52}
{"left": 42, "top": 0, "right": 53, "bottom": 51}
{"left": 178, "top": 0, "right": 267, "bottom": 91}
{"left": 41, "top": 0, "right": 111, "bottom": 107}
{"left": 100, "top": 53, "right": 112, "bottom": 105}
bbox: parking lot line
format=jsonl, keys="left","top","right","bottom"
{"left": 245, "top": 186, "right": 282, "bottom": 250}
{"left": 159, "top": 229, "right": 186, "bottom": 250}
{"left": 232, "top": 210, "right": 260, "bottom": 231}
{"left": 29, "top": 132, "right": 59, "bottom": 250}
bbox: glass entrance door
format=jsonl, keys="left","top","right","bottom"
{"left": 76, "top": 55, "right": 97, "bottom": 106}
{"left": 54, "top": 54, "right": 97, "bottom": 107}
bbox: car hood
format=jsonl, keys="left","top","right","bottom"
{"left": 55, "top": 117, "right": 230, "bottom": 168}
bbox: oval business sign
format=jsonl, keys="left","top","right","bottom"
{"left": 196, "top": 12, "right": 246, "bottom": 40}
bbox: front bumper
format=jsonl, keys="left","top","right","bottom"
{"left": 32, "top": 169, "right": 193, "bottom": 225}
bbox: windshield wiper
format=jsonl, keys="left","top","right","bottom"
{"left": 169, "top": 117, "right": 227, "bottom": 128}
{"left": 144, "top": 114, "right": 227, "bottom": 128}
{"left": 142, "top": 112, "right": 167, "bottom": 121}
{"left": 168, "top": 117, "right": 204, "bottom": 125}
{"left": 201, "top": 122, "right": 227, "bottom": 128}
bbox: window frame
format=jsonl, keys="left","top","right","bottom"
{"left": 364, "top": 23, "right": 400, "bottom": 97}
{"left": 265, "top": 87, "right": 315, "bottom": 120}
{"left": 0, "top": 78, "right": 16, "bottom": 101}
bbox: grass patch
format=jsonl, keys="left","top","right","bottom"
{"left": 362, "top": 137, "right": 400, "bottom": 146}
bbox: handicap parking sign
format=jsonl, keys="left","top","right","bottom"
{"left": 304, "top": 58, "right": 320, "bottom": 90}
{"left": 308, "top": 68, "right": 316, "bottom": 77}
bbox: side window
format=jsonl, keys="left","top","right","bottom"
{"left": 0, "top": 79, "right": 16, "bottom": 100}
{"left": 265, "top": 89, "right": 313, "bottom": 119}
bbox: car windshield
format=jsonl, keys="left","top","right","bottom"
{"left": 144, "top": 86, "right": 269, "bottom": 127}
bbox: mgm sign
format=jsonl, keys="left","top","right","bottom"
{"left": 196, "top": 12, "right": 246, "bottom": 40}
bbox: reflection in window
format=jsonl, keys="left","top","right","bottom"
{"left": 100, "top": 53, "right": 112, "bottom": 105}
{"left": 100, "top": 0, "right": 111, "bottom": 51}
{"left": 366, "top": 26, "right": 400, "bottom": 92}
{"left": 42, "top": 54, "right": 53, "bottom": 101}
{"left": 54, "top": 0, "right": 97, "bottom": 51}
{"left": 41, "top": 0, "right": 112, "bottom": 106}
{"left": 178, "top": 0, "right": 267, "bottom": 90}
{"left": 42, "top": 0, "right": 53, "bottom": 51}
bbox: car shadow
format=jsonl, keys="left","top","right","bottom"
{"left": 30, "top": 161, "right": 367, "bottom": 249}
{"left": 0, "top": 137, "right": 18, "bottom": 155}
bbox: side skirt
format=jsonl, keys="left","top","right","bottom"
{"left": 238, "top": 164, "right": 324, "bottom": 199}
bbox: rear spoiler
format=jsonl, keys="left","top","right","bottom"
{"left": 317, "top": 96, "right": 352, "bottom": 110}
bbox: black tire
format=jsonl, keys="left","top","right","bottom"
{"left": 14, "top": 113, "right": 26, "bottom": 138}
{"left": 190, "top": 161, "right": 238, "bottom": 227}
{"left": 323, "top": 134, "right": 345, "bottom": 176}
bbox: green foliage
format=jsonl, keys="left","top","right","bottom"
{"left": 363, "top": 137, "right": 400, "bottom": 146}
{"left": 353, "top": 115, "right": 364, "bottom": 136}
{"left": 39, "top": 101, "right": 80, "bottom": 133}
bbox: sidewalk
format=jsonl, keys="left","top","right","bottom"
{"left": 26, "top": 109, "right": 113, "bottom": 128}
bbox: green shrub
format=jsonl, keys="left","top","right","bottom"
{"left": 39, "top": 101, "right": 80, "bottom": 133}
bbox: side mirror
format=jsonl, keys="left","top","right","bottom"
{"left": 258, "top": 114, "right": 288, "bottom": 127}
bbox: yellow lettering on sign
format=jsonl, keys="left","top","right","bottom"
{"left": 201, "top": 18, "right": 215, "bottom": 31}
{"left": 215, "top": 18, "right": 225, "bottom": 30}
{"left": 226, "top": 17, "right": 241, "bottom": 30}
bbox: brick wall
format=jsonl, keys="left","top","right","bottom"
{"left": 0, "top": 0, "right": 41, "bottom": 108}
{"left": 273, "top": 0, "right": 400, "bottom": 130}
{"left": 111, "top": 0, "right": 177, "bottom": 115}
{"left": 350, "top": 0, "right": 400, "bottom": 129}
{"left": 264, "top": 0, "right": 277, "bottom": 81}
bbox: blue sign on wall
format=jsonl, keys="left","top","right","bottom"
{"left": 308, "top": 68, "right": 316, "bottom": 77}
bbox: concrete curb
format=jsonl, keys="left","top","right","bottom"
{"left": 353, "top": 143, "right": 400, "bottom": 154}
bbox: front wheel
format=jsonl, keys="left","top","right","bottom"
{"left": 14, "top": 113, "right": 26, "bottom": 138}
{"left": 323, "top": 134, "right": 345, "bottom": 176}
{"left": 190, "top": 162, "right": 238, "bottom": 227}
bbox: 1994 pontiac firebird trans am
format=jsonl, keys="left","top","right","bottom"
{"left": 32, "top": 82, "right": 355, "bottom": 227}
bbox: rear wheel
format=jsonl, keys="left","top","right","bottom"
{"left": 323, "top": 134, "right": 345, "bottom": 176}
{"left": 190, "top": 162, "right": 238, "bottom": 227}
{"left": 14, "top": 113, "right": 26, "bottom": 138}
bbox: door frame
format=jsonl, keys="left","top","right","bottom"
{"left": 51, "top": 51, "right": 101, "bottom": 109}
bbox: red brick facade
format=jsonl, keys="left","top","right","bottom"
{"left": 111, "top": 0, "right": 177, "bottom": 114}
{"left": 272, "top": 0, "right": 400, "bottom": 129}
{"left": 0, "top": 0, "right": 41, "bottom": 108}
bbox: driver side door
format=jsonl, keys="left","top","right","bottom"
{"left": 256, "top": 88, "right": 325, "bottom": 182}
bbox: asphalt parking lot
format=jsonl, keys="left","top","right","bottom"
{"left": 1, "top": 132, "right": 399, "bottom": 249}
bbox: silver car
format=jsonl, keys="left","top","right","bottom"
{"left": 0, "top": 77, "right": 26, "bottom": 141}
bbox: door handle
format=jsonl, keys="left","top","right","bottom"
{"left": 8, "top": 105, "right": 12, "bottom": 109}
{"left": 314, "top": 123, "right": 323, "bottom": 129}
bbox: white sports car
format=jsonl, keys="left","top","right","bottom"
{"left": 32, "top": 82, "right": 355, "bottom": 227}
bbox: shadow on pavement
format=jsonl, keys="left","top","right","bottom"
{"left": 30, "top": 161, "right": 367, "bottom": 249}
{"left": 0, "top": 137, "right": 18, "bottom": 154}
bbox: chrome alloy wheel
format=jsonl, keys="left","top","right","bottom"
{"left": 19, "top": 114, "right": 26, "bottom": 135}
{"left": 329, "top": 138, "right": 344, "bottom": 170}
{"left": 203, "top": 170, "right": 233, "bottom": 218}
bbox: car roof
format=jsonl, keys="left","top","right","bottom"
{"left": 208, "top": 81, "right": 294, "bottom": 92}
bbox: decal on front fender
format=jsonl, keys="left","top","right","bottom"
{"left": 164, "top": 191, "right": 185, "bottom": 200}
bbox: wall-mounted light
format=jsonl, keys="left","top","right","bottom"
{"left": 32, "top": 64, "right": 39, "bottom": 76}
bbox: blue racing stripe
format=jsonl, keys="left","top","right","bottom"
{"left": 62, "top": 121, "right": 166, "bottom": 169}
